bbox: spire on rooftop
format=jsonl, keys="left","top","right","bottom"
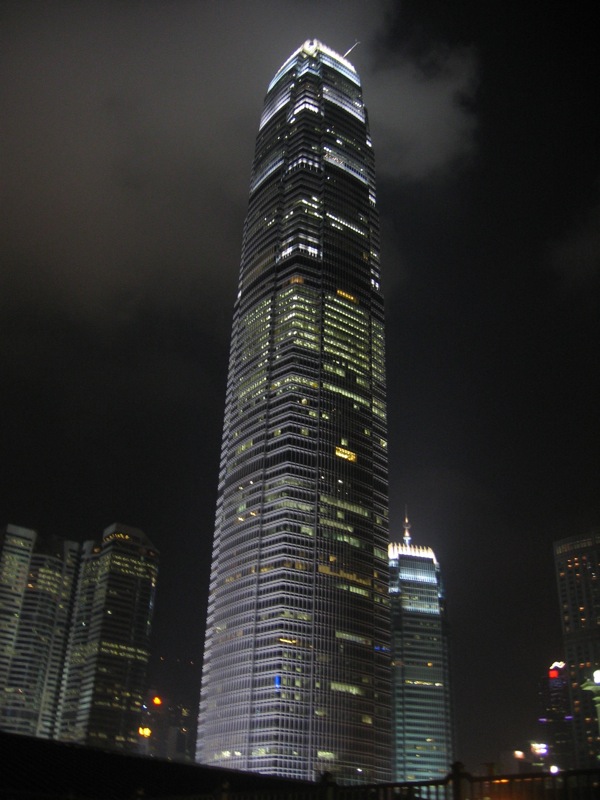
{"left": 403, "top": 507, "right": 412, "bottom": 546}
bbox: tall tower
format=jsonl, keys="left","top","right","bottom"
{"left": 554, "top": 531, "right": 600, "bottom": 767}
{"left": 58, "top": 524, "right": 159, "bottom": 753}
{"left": 0, "top": 522, "right": 158, "bottom": 752}
{"left": 0, "top": 525, "right": 78, "bottom": 738}
{"left": 389, "top": 515, "right": 453, "bottom": 781}
{"left": 198, "top": 41, "right": 390, "bottom": 783}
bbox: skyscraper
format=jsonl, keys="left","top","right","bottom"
{"left": 0, "top": 522, "right": 159, "bottom": 754}
{"left": 198, "top": 40, "right": 390, "bottom": 783}
{"left": 58, "top": 524, "right": 159, "bottom": 753}
{"left": 0, "top": 525, "right": 78, "bottom": 738}
{"left": 389, "top": 516, "right": 452, "bottom": 781}
{"left": 554, "top": 531, "right": 600, "bottom": 767}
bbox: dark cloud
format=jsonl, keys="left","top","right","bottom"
{"left": 367, "top": 46, "right": 479, "bottom": 180}
{"left": 2, "top": 1, "right": 479, "bottom": 321}
{"left": 550, "top": 203, "right": 600, "bottom": 290}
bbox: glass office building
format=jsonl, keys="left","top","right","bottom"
{"left": 198, "top": 41, "right": 390, "bottom": 783}
{"left": 0, "top": 522, "right": 158, "bottom": 754}
{"left": 0, "top": 525, "right": 79, "bottom": 738}
{"left": 389, "top": 518, "right": 453, "bottom": 781}
{"left": 58, "top": 524, "right": 159, "bottom": 753}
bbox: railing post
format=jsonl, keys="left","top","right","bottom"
{"left": 318, "top": 771, "right": 336, "bottom": 800}
{"left": 218, "top": 779, "right": 230, "bottom": 800}
{"left": 451, "top": 762, "right": 466, "bottom": 800}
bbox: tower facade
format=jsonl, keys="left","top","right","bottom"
{"left": 0, "top": 525, "right": 78, "bottom": 738}
{"left": 389, "top": 518, "right": 452, "bottom": 781}
{"left": 198, "top": 41, "right": 390, "bottom": 783}
{"left": 0, "top": 522, "right": 158, "bottom": 754}
{"left": 554, "top": 531, "right": 600, "bottom": 767}
{"left": 58, "top": 524, "right": 159, "bottom": 753}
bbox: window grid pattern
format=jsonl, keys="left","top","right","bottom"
{"left": 0, "top": 526, "right": 79, "bottom": 739}
{"left": 198, "top": 40, "right": 390, "bottom": 784}
{"left": 389, "top": 543, "right": 453, "bottom": 782}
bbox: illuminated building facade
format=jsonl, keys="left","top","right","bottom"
{"left": 389, "top": 517, "right": 453, "bottom": 781}
{"left": 198, "top": 40, "right": 390, "bottom": 782}
{"left": 554, "top": 531, "right": 600, "bottom": 767}
{"left": 0, "top": 523, "right": 158, "bottom": 754}
{"left": 0, "top": 525, "right": 78, "bottom": 738}
{"left": 58, "top": 524, "right": 159, "bottom": 753}
{"left": 537, "top": 661, "right": 574, "bottom": 769}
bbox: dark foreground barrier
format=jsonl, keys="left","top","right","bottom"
{"left": 1, "top": 732, "right": 598, "bottom": 800}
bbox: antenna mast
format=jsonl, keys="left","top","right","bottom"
{"left": 343, "top": 40, "right": 360, "bottom": 59}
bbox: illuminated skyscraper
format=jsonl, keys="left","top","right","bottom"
{"left": 0, "top": 522, "right": 158, "bottom": 754}
{"left": 198, "top": 40, "right": 390, "bottom": 782}
{"left": 58, "top": 524, "right": 159, "bottom": 753}
{"left": 0, "top": 525, "right": 78, "bottom": 738}
{"left": 389, "top": 516, "right": 452, "bottom": 781}
{"left": 554, "top": 531, "right": 600, "bottom": 767}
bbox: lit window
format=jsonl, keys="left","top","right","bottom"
{"left": 336, "top": 288, "right": 358, "bottom": 304}
{"left": 335, "top": 446, "right": 357, "bottom": 462}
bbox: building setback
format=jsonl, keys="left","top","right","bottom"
{"left": 197, "top": 40, "right": 390, "bottom": 783}
{"left": 389, "top": 517, "right": 453, "bottom": 781}
{"left": 554, "top": 531, "right": 600, "bottom": 768}
{"left": 0, "top": 523, "right": 158, "bottom": 754}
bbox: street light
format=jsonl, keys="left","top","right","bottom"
{"left": 581, "top": 670, "right": 600, "bottom": 746}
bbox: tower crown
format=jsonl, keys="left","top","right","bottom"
{"left": 268, "top": 39, "right": 360, "bottom": 92}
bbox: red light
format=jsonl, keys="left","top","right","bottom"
{"left": 549, "top": 669, "right": 559, "bottom": 679}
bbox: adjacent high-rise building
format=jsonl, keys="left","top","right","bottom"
{"left": 0, "top": 525, "right": 79, "bottom": 738}
{"left": 0, "top": 522, "right": 159, "bottom": 754}
{"left": 389, "top": 516, "right": 453, "bottom": 781}
{"left": 198, "top": 40, "right": 390, "bottom": 783}
{"left": 58, "top": 523, "right": 159, "bottom": 752}
{"left": 554, "top": 531, "right": 600, "bottom": 767}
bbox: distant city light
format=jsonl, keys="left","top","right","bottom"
{"left": 530, "top": 742, "right": 548, "bottom": 756}
{"left": 152, "top": 696, "right": 162, "bottom": 706}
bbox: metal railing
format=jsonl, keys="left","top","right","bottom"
{"left": 215, "top": 763, "right": 600, "bottom": 800}
{"left": 1, "top": 762, "right": 598, "bottom": 800}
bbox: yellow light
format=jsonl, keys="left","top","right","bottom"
{"left": 138, "top": 726, "right": 152, "bottom": 738}
{"left": 335, "top": 446, "right": 357, "bottom": 462}
{"left": 336, "top": 288, "right": 358, "bottom": 304}
{"left": 152, "top": 696, "right": 162, "bottom": 706}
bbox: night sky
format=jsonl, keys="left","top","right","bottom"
{"left": 2, "top": 1, "right": 598, "bottom": 773}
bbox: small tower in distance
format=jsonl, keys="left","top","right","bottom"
{"left": 389, "top": 512, "right": 453, "bottom": 781}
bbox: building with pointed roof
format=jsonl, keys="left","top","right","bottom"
{"left": 197, "top": 40, "right": 390, "bottom": 783}
{"left": 389, "top": 515, "right": 453, "bottom": 781}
